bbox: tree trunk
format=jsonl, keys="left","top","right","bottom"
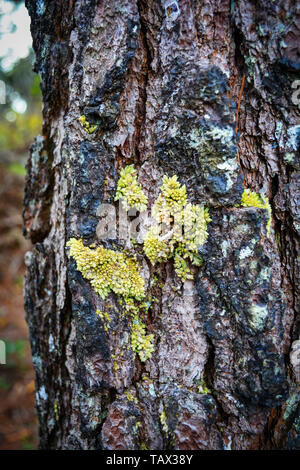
{"left": 23, "top": 0, "right": 300, "bottom": 450}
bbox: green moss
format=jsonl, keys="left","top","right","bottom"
{"left": 160, "top": 408, "right": 168, "bottom": 434}
{"left": 152, "top": 175, "right": 187, "bottom": 220}
{"left": 96, "top": 309, "right": 111, "bottom": 332}
{"left": 131, "top": 316, "right": 154, "bottom": 362}
{"left": 144, "top": 175, "right": 211, "bottom": 281}
{"left": 114, "top": 164, "right": 148, "bottom": 212}
{"left": 111, "top": 354, "right": 119, "bottom": 371}
{"left": 54, "top": 399, "right": 59, "bottom": 422}
{"left": 78, "top": 115, "right": 98, "bottom": 134}
{"left": 144, "top": 225, "right": 169, "bottom": 265}
{"left": 67, "top": 238, "right": 155, "bottom": 363}
{"left": 67, "top": 173, "right": 211, "bottom": 364}
{"left": 150, "top": 274, "right": 158, "bottom": 287}
{"left": 140, "top": 442, "right": 148, "bottom": 450}
{"left": 241, "top": 189, "right": 272, "bottom": 236}
{"left": 124, "top": 390, "right": 138, "bottom": 403}
{"left": 67, "top": 238, "right": 145, "bottom": 302}
{"left": 197, "top": 380, "right": 211, "bottom": 395}
{"left": 241, "top": 189, "right": 263, "bottom": 208}
{"left": 134, "top": 421, "right": 142, "bottom": 435}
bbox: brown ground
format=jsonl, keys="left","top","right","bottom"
{"left": 0, "top": 164, "right": 38, "bottom": 450}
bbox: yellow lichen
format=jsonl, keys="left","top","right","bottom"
{"left": 124, "top": 390, "right": 138, "bottom": 403}
{"left": 54, "top": 399, "right": 59, "bottom": 422}
{"left": 241, "top": 189, "right": 272, "bottom": 236}
{"left": 114, "top": 164, "right": 148, "bottom": 212}
{"left": 160, "top": 408, "right": 168, "bottom": 434}
{"left": 144, "top": 225, "right": 170, "bottom": 265}
{"left": 78, "top": 115, "right": 97, "bottom": 134}
{"left": 66, "top": 238, "right": 145, "bottom": 301}
{"left": 130, "top": 316, "right": 154, "bottom": 362}
{"left": 96, "top": 309, "right": 111, "bottom": 332}
{"left": 197, "top": 379, "right": 211, "bottom": 394}
{"left": 144, "top": 175, "right": 211, "bottom": 281}
{"left": 152, "top": 175, "right": 187, "bottom": 223}
{"left": 111, "top": 354, "right": 119, "bottom": 371}
{"left": 104, "top": 312, "right": 111, "bottom": 322}
{"left": 67, "top": 238, "right": 155, "bottom": 363}
{"left": 140, "top": 443, "right": 148, "bottom": 450}
{"left": 96, "top": 309, "right": 106, "bottom": 320}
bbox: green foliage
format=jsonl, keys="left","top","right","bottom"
{"left": 5, "top": 339, "right": 28, "bottom": 371}
{"left": 114, "top": 164, "right": 148, "bottom": 212}
{"left": 152, "top": 175, "right": 187, "bottom": 222}
{"left": 6, "top": 339, "right": 27, "bottom": 358}
{"left": 0, "top": 376, "right": 11, "bottom": 391}
{"left": 21, "top": 439, "right": 35, "bottom": 451}
{"left": 0, "top": 111, "right": 42, "bottom": 155}
{"left": 0, "top": 50, "right": 41, "bottom": 118}
{"left": 0, "top": 48, "right": 42, "bottom": 163}
{"left": 241, "top": 189, "right": 263, "bottom": 208}
{"left": 7, "top": 162, "right": 26, "bottom": 176}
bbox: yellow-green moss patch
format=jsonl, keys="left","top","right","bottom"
{"left": 144, "top": 175, "right": 211, "bottom": 281}
{"left": 131, "top": 316, "right": 155, "bottom": 362}
{"left": 78, "top": 115, "right": 98, "bottom": 134}
{"left": 67, "top": 238, "right": 155, "bottom": 363}
{"left": 67, "top": 238, "right": 145, "bottom": 301}
{"left": 114, "top": 164, "right": 148, "bottom": 212}
{"left": 241, "top": 189, "right": 272, "bottom": 236}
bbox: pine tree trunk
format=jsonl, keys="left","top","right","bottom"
{"left": 23, "top": 0, "right": 300, "bottom": 450}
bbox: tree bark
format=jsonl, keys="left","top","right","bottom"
{"left": 23, "top": 0, "right": 300, "bottom": 450}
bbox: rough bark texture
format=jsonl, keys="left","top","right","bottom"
{"left": 23, "top": 0, "right": 300, "bottom": 450}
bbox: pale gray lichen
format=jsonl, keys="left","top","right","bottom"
{"left": 249, "top": 303, "right": 268, "bottom": 331}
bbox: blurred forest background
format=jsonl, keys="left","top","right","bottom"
{"left": 0, "top": 0, "right": 41, "bottom": 449}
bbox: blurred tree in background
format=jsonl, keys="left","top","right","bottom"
{"left": 0, "top": 52, "right": 42, "bottom": 168}
{"left": 0, "top": 0, "right": 40, "bottom": 450}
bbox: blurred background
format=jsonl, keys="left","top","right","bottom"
{"left": 0, "top": 0, "right": 41, "bottom": 449}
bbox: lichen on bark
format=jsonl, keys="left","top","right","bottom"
{"left": 23, "top": 0, "right": 300, "bottom": 450}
